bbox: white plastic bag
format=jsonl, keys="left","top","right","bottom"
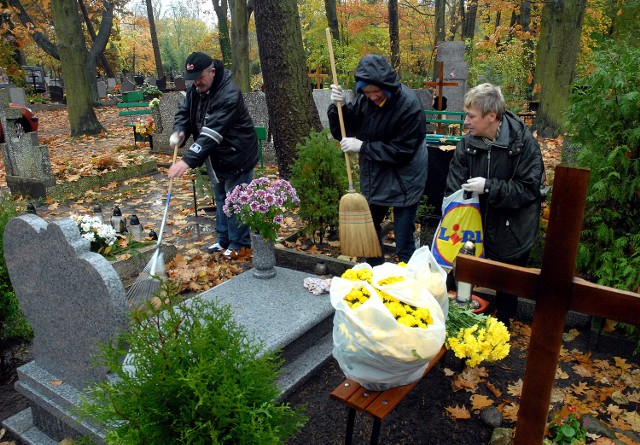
{"left": 406, "top": 246, "right": 449, "bottom": 318}
{"left": 330, "top": 263, "right": 446, "bottom": 391}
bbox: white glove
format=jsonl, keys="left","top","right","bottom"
{"left": 461, "top": 177, "right": 487, "bottom": 194}
{"left": 330, "top": 84, "right": 344, "bottom": 104}
{"left": 169, "top": 131, "right": 184, "bottom": 147}
{"left": 340, "top": 137, "right": 363, "bottom": 153}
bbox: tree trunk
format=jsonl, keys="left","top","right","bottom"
{"left": 324, "top": 0, "right": 339, "bottom": 41}
{"left": 229, "top": 0, "right": 250, "bottom": 91}
{"left": 78, "top": 0, "right": 114, "bottom": 78}
{"left": 432, "top": 0, "right": 445, "bottom": 79}
{"left": 388, "top": 0, "right": 400, "bottom": 73}
{"left": 534, "top": 0, "right": 587, "bottom": 136}
{"left": 52, "top": 0, "right": 104, "bottom": 136}
{"left": 212, "top": 0, "right": 233, "bottom": 67}
{"left": 254, "top": 0, "right": 322, "bottom": 179}
{"left": 462, "top": 0, "right": 478, "bottom": 41}
{"left": 145, "top": 0, "right": 164, "bottom": 83}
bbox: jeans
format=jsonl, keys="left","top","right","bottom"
{"left": 368, "top": 203, "right": 419, "bottom": 265}
{"left": 209, "top": 168, "right": 253, "bottom": 250}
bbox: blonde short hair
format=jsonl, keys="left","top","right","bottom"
{"left": 464, "top": 83, "right": 505, "bottom": 119}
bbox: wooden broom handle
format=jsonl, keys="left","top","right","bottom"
{"left": 326, "top": 28, "right": 355, "bottom": 190}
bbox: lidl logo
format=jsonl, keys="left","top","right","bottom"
{"left": 432, "top": 202, "right": 484, "bottom": 268}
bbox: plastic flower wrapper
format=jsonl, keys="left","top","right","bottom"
{"left": 223, "top": 177, "right": 300, "bottom": 241}
{"left": 404, "top": 246, "right": 449, "bottom": 318}
{"left": 446, "top": 302, "right": 510, "bottom": 367}
{"left": 330, "top": 262, "right": 446, "bottom": 391}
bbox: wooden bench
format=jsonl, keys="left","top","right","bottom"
{"left": 117, "top": 90, "right": 152, "bottom": 147}
{"left": 255, "top": 125, "right": 267, "bottom": 168}
{"left": 331, "top": 346, "right": 447, "bottom": 445}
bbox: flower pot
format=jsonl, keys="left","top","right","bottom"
{"left": 251, "top": 232, "right": 276, "bottom": 279}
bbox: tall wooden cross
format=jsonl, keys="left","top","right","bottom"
{"left": 423, "top": 61, "right": 459, "bottom": 132}
{"left": 308, "top": 64, "right": 329, "bottom": 89}
{"left": 455, "top": 166, "right": 640, "bottom": 444}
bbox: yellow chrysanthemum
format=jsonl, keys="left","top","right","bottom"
{"left": 377, "top": 276, "right": 405, "bottom": 286}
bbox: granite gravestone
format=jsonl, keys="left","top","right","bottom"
{"left": 173, "top": 76, "right": 186, "bottom": 92}
{"left": 434, "top": 41, "right": 468, "bottom": 112}
{"left": 2, "top": 214, "right": 129, "bottom": 443}
{"left": 96, "top": 80, "right": 107, "bottom": 99}
{"left": 107, "top": 78, "right": 116, "bottom": 90}
{"left": 49, "top": 85, "right": 64, "bottom": 103}
{"left": 0, "top": 89, "right": 56, "bottom": 198}
{"left": 120, "top": 77, "right": 136, "bottom": 93}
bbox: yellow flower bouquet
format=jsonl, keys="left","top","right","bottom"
{"left": 330, "top": 262, "right": 446, "bottom": 391}
{"left": 445, "top": 302, "right": 510, "bottom": 367}
{"left": 135, "top": 118, "right": 156, "bottom": 138}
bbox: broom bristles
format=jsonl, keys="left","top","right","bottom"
{"left": 339, "top": 191, "right": 382, "bottom": 258}
{"left": 126, "top": 249, "right": 167, "bottom": 306}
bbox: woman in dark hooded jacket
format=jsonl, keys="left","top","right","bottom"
{"left": 328, "top": 54, "right": 427, "bottom": 264}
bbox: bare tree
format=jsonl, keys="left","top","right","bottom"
{"left": 324, "top": 0, "right": 339, "bottom": 40}
{"left": 145, "top": 0, "right": 164, "bottom": 85}
{"left": 388, "top": 0, "right": 400, "bottom": 72}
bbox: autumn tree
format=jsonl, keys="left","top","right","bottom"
{"left": 254, "top": 0, "right": 322, "bottom": 178}
{"left": 212, "top": 0, "right": 232, "bottom": 67}
{"left": 52, "top": 0, "right": 104, "bottom": 135}
{"left": 533, "top": 0, "right": 587, "bottom": 136}
{"left": 145, "top": 0, "right": 164, "bottom": 85}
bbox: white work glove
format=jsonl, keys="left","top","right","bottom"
{"left": 340, "top": 137, "right": 363, "bottom": 153}
{"left": 461, "top": 177, "right": 487, "bottom": 194}
{"left": 169, "top": 131, "right": 184, "bottom": 147}
{"left": 330, "top": 84, "right": 344, "bottom": 104}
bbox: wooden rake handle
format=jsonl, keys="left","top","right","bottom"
{"left": 326, "top": 28, "right": 355, "bottom": 191}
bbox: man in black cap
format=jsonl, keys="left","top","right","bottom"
{"left": 168, "top": 51, "right": 259, "bottom": 257}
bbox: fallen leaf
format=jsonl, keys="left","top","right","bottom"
{"left": 470, "top": 394, "right": 493, "bottom": 411}
{"left": 445, "top": 405, "right": 471, "bottom": 419}
{"left": 502, "top": 403, "right": 519, "bottom": 423}
{"left": 50, "top": 380, "right": 63, "bottom": 386}
{"left": 443, "top": 367, "right": 455, "bottom": 377}
{"left": 572, "top": 381, "right": 589, "bottom": 395}
{"left": 485, "top": 382, "right": 502, "bottom": 398}
{"left": 614, "top": 357, "right": 633, "bottom": 373}
{"left": 562, "top": 328, "right": 580, "bottom": 342}
{"left": 507, "top": 379, "right": 523, "bottom": 398}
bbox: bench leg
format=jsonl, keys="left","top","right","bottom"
{"left": 345, "top": 407, "right": 356, "bottom": 445}
{"left": 258, "top": 141, "right": 264, "bottom": 168}
{"left": 192, "top": 179, "right": 198, "bottom": 217}
{"left": 370, "top": 419, "right": 382, "bottom": 445}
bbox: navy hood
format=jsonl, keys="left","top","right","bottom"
{"left": 354, "top": 54, "right": 401, "bottom": 93}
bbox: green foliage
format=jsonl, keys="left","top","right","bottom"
{"left": 546, "top": 412, "right": 586, "bottom": 444}
{"left": 290, "top": 130, "right": 349, "bottom": 243}
{"left": 467, "top": 39, "right": 534, "bottom": 111}
{"left": 566, "top": 43, "right": 640, "bottom": 294}
{"left": 80, "top": 282, "right": 306, "bottom": 444}
{"left": 0, "top": 194, "right": 33, "bottom": 382}
{"left": 142, "top": 83, "right": 162, "bottom": 100}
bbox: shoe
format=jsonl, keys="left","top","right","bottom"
{"left": 223, "top": 248, "right": 239, "bottom": 258}
{"left": 207, "top": 242, "right": 227, "bottom": 253}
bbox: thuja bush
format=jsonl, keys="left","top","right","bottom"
{"left": 565, "top": 43, "right": 640, "bottom": 294}
{"left": 0, "top": 194, "right": 32, "bottom": 383}
{"left": 81, "top": 283, "right": 307, "bottom": 444}
{"left": 290, "top": 129, "right": 349, "bottom": 243}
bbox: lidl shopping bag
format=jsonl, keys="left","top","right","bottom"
{"left": 431, "top": 189, "right": 484, "bottom": 269}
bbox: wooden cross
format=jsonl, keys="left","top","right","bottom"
{"left": 308, "top": 64, "right": 329, "bottom": 89}
{"left": 424, "top": 61, "right": 459, "bottom": 132}
{"left": 455, "top": 166, "right": 640, "bottom": 444}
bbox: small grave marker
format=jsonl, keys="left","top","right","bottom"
{"left": 424, "top": 62, "right": 459, "bottom": 132}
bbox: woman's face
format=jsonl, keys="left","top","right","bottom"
{"left": 361, "top": 85, "right": 386, "bottom": 106}
{"left": 464, "top": 105, "right": 499, "bottom": 139}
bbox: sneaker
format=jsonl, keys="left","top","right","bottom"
{"left": 223, "top": 248, "right": 239, "bottom": 258}
{"left": 207, "top": 242, "right": 227, "bottom": 253}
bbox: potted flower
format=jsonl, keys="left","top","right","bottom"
{"left": 224, "top": 177, "right": 300, "bottom": 278}
{"left": 134, "top": 117, "right": 156, "bottom": 141}
{"left": 70, "top": 214, "right": 117, "bottom": 254}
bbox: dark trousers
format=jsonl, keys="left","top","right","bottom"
{"left": 493, "top": 251, "right": 530, "bottom": 327}
{"left": 367, "top": 203, "right": 419, "bottom": 265}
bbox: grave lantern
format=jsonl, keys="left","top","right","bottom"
{"left": 92, "top": 203, "right": 103, "bottom": 222}
{"left": 128, "top": 214, "right": 143, "bottom": 240}
{"left": 110, "top": 206, "right": 126, "bottom": 234}
{"left": 453, "top": 240, "right": 475, "bottom": 305}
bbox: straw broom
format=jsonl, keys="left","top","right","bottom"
{"left": 126, "top": 141, "right": 180, "bottom": 306}
{"left": 326, "top": 28, "right": 381, "bottom": 258}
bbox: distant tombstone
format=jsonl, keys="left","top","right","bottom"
{"left": 134, "top": 74, "right": 144, "bottom": 86}
{"left": 96, "top": 80, "right": 107, "bottom": 98}
{"left": 150, "top": 91, "right": 187, "bottom": 154}
{"left": 7, "top": 86, "right": 27, "bottom": 106}
{"left": 49, "top": 85, "right": 64, "bottom": 103}
{"left": 107, "top": 77, "right": 117, "bottom": 90}
{"left": 434, "top": 41, "right": 468, "bottom": 112}
{"left": 0, "top": 89, "right": 56, "bottom": 198}
{"left": 145, "top": 77, "right": 156, "bottom": 86}
{"left": 2, "top": 214, "right": 128, "bottom": 443}
{"left": 121, "top": 77, "right": 136, "bottom": 93}
{"left": 174, "top": 76, "right": 186, "bottom": 92}
{"left": 156, "top": 77, "right": 166, "bottom": 92}
{"left": 312, "top": 89, "right": 354, "bottom": 128}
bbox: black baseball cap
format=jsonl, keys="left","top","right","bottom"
{"left": 184, "top": 52, "right": 213, "bottom": 80}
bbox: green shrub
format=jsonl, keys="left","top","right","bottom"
{"left": 290, "top": 129, "right": 349, "bottom": 243}
{"left": 81, "top": 283, "right": 306, "bottom": 444}
{"left": 0, "top": 194, "right": 32, "bottom": 383}
{"left": 566, "top": 43, "right": 640, "bottom": 293}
